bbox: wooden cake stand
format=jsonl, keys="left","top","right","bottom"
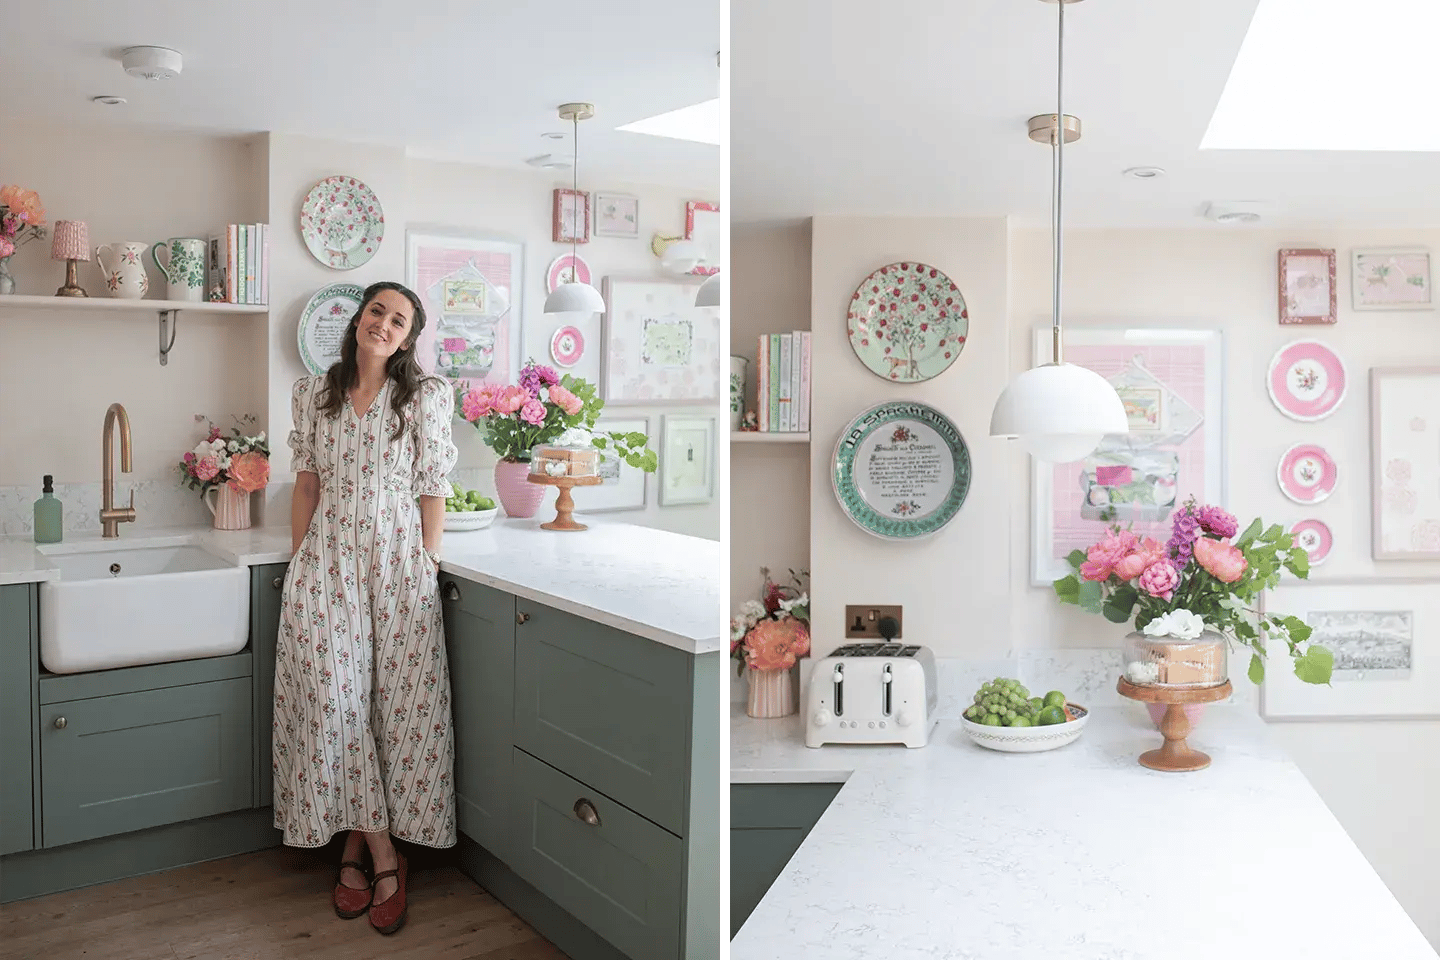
{"left": 1116, "top": 677, "right": 1233, "bottom": 772}
{"left": 526, "top": 473, "right": 602, "bottom": 531}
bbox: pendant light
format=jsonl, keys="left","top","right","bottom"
{"left": 694, "top": 271, "right": 721, "bottom": 307}
{"left": 989, "top": 0, "right": 1126, "bottom": 463}
{"left": 544, "top": 102, "right": 607, "bottom": 315}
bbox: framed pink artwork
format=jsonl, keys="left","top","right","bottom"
{"left": 684, "top": 200, "right": 721, "bottom": 276}
{"left": 1370, "top": 367, "right": 1440, "bottom": 560}
{"left": 553, "top": 188, "right": 590, "bottom": 244}
{"left": 1030, "top": 327, "right": 1226, "bottom": 585}
{"left": 1278, "top": 248, "right": 1337, "bottom": 324}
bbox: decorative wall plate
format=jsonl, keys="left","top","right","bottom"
{"left": 299, "top": 176, "right": 384, "bottom": 270}
{"left": 546, "top": 253, "right": 592, "bottom": 293}
{"left": 297, "top": 283, "right": 363, "bottom": 375}
{"left": 846, "top": 262, "right": 969, "bottom": 383}
{"left": 1289, "top": 519, "right": 1333, "bottom": 566}
{"left": 550, "top": 325, "right": 585, "bottom": 368}
{"left": 832, "top": 400, "right": 970, "bottom": 540}
{"left": 1277, "top": 443, "right": 1338, "bottom": 504}
{"left": 1267, "top": 339, "right": 1347, "bottom": 421}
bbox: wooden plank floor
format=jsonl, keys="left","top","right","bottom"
{"left": 0, "top": 841, "right": 569, "bottom": 960}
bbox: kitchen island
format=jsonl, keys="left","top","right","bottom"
{"left": 731, "top": 704, "right": 1438, "bottom": 960}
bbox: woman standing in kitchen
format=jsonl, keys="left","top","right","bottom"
{"left": 274, "top": 280, "right": 458, "bottom": 935}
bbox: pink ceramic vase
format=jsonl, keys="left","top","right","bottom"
{"left": 204, "top": 481, "right": 251, "bottom": 531}
{"left": 494, "top": 460, "right": 546, "bottom": 519}
{"left": 745, "top": 667, "right": 798, "bottom": 719}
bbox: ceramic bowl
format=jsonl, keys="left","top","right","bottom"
{"left": 960, "top": 703, "right": 1089, "bottom": 753}
{"left": 442, "top": 507, "right": 499, "bottom": 532}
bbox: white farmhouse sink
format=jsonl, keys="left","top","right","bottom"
{"left": 39, "top": 543, "right": 249, "bottom": 675}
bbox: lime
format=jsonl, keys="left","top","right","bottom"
{"left": 1037, "top": 705, "right": 1066, "bottom": 726}
{"left": 1008, "top": 715, "right": 1033, "bottom": 728}
{"left": 1043, "top": 691, "right": 1067, "bottom": 709}
{"left": 1029, "top": 697, "right": 1043, "bottom": 711}
{"left": 981, "top": 714, "right": 1003, "bottom": 727}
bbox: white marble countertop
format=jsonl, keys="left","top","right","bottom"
{"left": 731, "top": 704, "right": 1439, "bottom": 960}
{"left": 0, "top": 519, "right": 719, "bottom": 654}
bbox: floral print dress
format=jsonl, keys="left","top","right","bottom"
{"left": 273, "top": 374, "right": 459, "bottom": 848}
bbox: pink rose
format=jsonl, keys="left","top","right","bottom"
{"left": 194, "top": 455, "right": 220, "bottom": 481}
{"left": 1194, "top": 537, "right": 1247, "bottom": 583}
{"left": 1138, "top": 559, "right": 1180, "bottom": 598}
{"left": 229, "top": 451, "right": 270, "bottom": 493}
{"left": 519, "top": 399, "right": 546, "bottom": 425}
{"left": 495, "top": 386, "right": 526, "bottom": 415}
{"left": 745, "top": 617, "right": 808, "bottom": 671}
{"left": 1114, "top": 537, "right": 1166, "bottom": 581}
{"left": 548, "top": 384, "right": 583, "bottom": 416}
{"left": 1080, "top": 529, "right": 1139, "bottom": 581}
{"left": 0, "top": 237, "right": 13, "bottom": 259}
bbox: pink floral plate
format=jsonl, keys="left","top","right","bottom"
{"left": 847, "top": 262, "right": 969, "bottom": 383}
{"left": 550, "top": 325, "right": 584, "bottom": 367}
{"left": 546, "top": 253, "right": 592, "bottom": 294}
{"left": 1277, "top": 444, "right": 1338, "bottom": 504}
{"left": 1289, "top": 519, "right": 1333, "bottom": 566}
{"left": 1266, "top": 340, "right": 1346, "bottom": 421}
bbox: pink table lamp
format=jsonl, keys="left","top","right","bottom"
{"left": 52, "top": 220, "right": 91, "bottom": 297}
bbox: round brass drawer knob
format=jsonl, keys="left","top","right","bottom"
{"left": 54, "top": 717, "right": 67, "bottom": 729}
{"left": 516, "top": 612, "right": 530, "bottom": 625}
{"left": 573, "top": 798, "right": 600, "bottom": 826}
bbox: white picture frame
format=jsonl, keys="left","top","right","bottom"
{"left": 593, "top": 192, "right": 640, "bottom": 238}
{"left": 600, "top": 277, "right": 721, "bottom": 405}
{"left": 1030, "top": 327, "right": 1226, "bottom": 585}
{"left": 1370, "top": 367, "right": 1440, "bottom": 560}
{"left": 1352, "top": 247, "right": 1433, "bottom": 311}
{"left": 1260, "top": 579, "right": 1440, "bottom": 720}
{"left": 660, "top": 415, "right": 716, "bottom": 505}
{"left": 582, "top": 417, "right": 650, "bottom": 513}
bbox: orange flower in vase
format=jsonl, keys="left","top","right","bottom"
{"left": 745, "top": 616, "right": 810, "bottom": 672}
{"left": 229, "top": 451, "right": 271, "bottom": 493}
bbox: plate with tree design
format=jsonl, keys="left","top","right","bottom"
{"left": 846, "top": 262, "right": 969, "bottom": 383}
{"left": 831, "top": 401, "right": 971, "bottom": 540}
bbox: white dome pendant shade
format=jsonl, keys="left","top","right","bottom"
{"left": 695, "top": 271, "right": 721, "bottom": 307}
{"left": 544, "top": 102, "right": 605, "bottom": 316}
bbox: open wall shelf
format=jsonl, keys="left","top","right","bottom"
{"left": 0, "top": 294, "right": 268, "bottom": 365}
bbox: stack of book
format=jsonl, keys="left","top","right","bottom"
{"left": 755, "top": 331, "right": 811, "bottom": 432}
{"left": 207, "top": 223, "right": 269, "bottom": 304}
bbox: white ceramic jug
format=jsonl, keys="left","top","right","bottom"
{"left": 95, "top": 242, "right": 150, "bottom": 299}
{"left": 150, "top": 237, "right": 206, "bottom": 302}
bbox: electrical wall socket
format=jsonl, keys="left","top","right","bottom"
{"left": 844, "top": 605, "right": 903, "bottom": 640}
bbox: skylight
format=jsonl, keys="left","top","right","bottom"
{"left": 616, "top": 99, "right": 720, "bottom": 146}
{"left": 1202, "top": 0, "right": 1440, "bottom": 151}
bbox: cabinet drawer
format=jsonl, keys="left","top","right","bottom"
{"left": 509, "top": 748, "right": 682, "bottom": 960}
{"left": 40, "top": 678, "right": 253, "bottom": 848}
{"left": 514, "top": 603, "right": 691, "bottom": 835}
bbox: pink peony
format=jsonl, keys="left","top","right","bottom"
{"left": 536, "top": 365, "right": 561, "bottom": 387}
{"left": 494, "top": 386, "right": 526, "bottom": 415}
{"left": 194, "top": 455, "right": 220, "bottom": 482}
{"left": 0, "top": 185, "right": 45, "bottom": 226}
{"left": 1197, "top": 505, "right": 1239, "bottom": 539}
{"left": 461, "top": 387, "right": 494, "bottom": 422}
{"left": 548, "top": 384, "right": 583, "bottom": 416}
{"left": 1114, "top": 537, "right": 1167, "bottom": 581}
{"left": 1080, "top": 529, "right": 1139, "bottom": 581}
{"left": 1138, "top": 559, "right": 1180, "bottom": 599}
{"left": 745, "top": 617, "right": 808, "bottom": 671}
{"left": 1194, "top": 536, "right": 1247, "bottom": 583}
{"left": 0, "top": 236, "right": 13, "bottom": 259}
{"left": 229, "top": 451, "right": 270, "bottom": 493}
{"left": 519, "top": 398, "right": 547, "bottom": 425}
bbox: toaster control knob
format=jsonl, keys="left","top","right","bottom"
{"left": 812, "top": 708, "right": 832, "bottom": 727}
{"left": 896, "top": 709, "right": 914, "bottom": 728}
{"left": 831, "top": 666, "right": 844, "bottom": 683}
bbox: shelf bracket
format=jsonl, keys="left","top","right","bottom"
{"left": 157, "top": 309, "right": 179, "bottom": 366}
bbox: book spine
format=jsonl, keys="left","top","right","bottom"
{"left": 767, "top": 334, "right": 781, "bottom": 430}
{"left": 778, "top": 333, "right": 793, "bottom": 432}
{"left": 756, "top": 335, "right": 769, "bottom": 432}
{"left": 798, "top": 331, "right": 812, "bottom": 432}
{"left": 260, "top": 223, "right": 269, "bottom": 305}
{"left": 226, "top": 224, "right": 238, "bottom": 303}
{"left": 207, "top": 235, "right": 222, "bottom": 301}
{"left": 250, "top": 222, "right": 260, "bottom": 303}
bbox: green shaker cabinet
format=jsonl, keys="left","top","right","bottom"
{"left": 0, "top": 584, "right": 37, "bottom": 856}
{"left": 250, "top": 562, "right": 287, "bottom": 808}
{"left": 730, "top": 782, "right": 841, "bottom": 937}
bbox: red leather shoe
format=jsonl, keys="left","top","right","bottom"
{"left": 332, "top": 859, "right": 372, "bottom": 919}
{"left": 367, "top": 851, "right": 408, "bottom": 934}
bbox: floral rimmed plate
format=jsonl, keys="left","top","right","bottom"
{"left": 847, "top": 262, "right": 969, "bottom": 383}
{"left": 1267, "top": 340, "right": 1347, "bottom": 421}
{"left": 546, "top": 253, "right": 592, "bottom": 294}
{"left": 299, "top": 176, "right": 385, "bottom": 270}
{"left": 832, "top": 401, "right": 971, "bottom": 540}
{"left": 1278, "top": 443, "right": 1338, "bottom": 504}
{"left": 1289, "top": 519, "right": 1333, "bottom": 566}
{"left": 550, "top": 325, "right": 585, "bottom": 367}
{"left": 297, "top": 283, "right": 364, "bottom": 375}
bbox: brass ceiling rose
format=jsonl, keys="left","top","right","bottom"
{"left": 1028, "top": 114, "right": 1081, "bottom": 145}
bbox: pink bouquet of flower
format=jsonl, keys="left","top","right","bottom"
{"left": 731, "top": 567, "right": 811, "bottom": 676}
{"left": 0, "top": 185, "right": 47, "bottom": 260}
{"left": 1053, "top": 498, "right": 1332, "bottom": 685}
{"left": 176, "top": 414, "right": 270, "bottom": 496}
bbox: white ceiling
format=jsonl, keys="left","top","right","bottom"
{"left": 731, "top": 0, "right": 1440, "bottom": 228}
{"left": 2, "top": 0, "right": 720, "bottom": 189}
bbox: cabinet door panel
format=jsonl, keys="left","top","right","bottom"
{"left": 250, "top": 562, "right": 287, "bottom": 809}
{"left": 0, "top": 584, "right": 35, "bottom": 855}
{"left": 729, "top": 783, "right": 841, "bottom": 937}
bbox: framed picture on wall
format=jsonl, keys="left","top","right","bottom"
{"left": 405, "top": 228, "right": 523, "bottom": 390}
{"left": 553, "top": 188, "right": 590, "bottom": 244}
{"left": 593, "top": 193, "right": 639, "bottom": 238}
{"left": 582, "top": 417, "right": 650, "bottom": 512}
{"left": 1352, "top": 248, "right": 1432, "bottom": 311}
{"left": 1278, "top": 248, "right": 1337, "bottom": 325}
{"left": 600, "top": 276, "right": 721, "bottom": 405}
{"left": 660, "top": 415, "right": 716, "bottom": 505}
{"left": 1030, "top": 327, "right": 1226, "bottom": 585}
{"left": 1260, "top": 579, "right": 1440, "bottom": 720}
{"left": 684, "top": 200, "right": 721, "bottom": 276}
{"left": 1371, "top": 367, "right": 1440, "bottom": 560}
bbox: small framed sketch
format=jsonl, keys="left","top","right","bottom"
{"left": 659, "top": 415, "right": 716, "bottom": 505}
{"left": 1371, "top": 367, "right": 1440, "bottom": 560}
{"left": 1352, "top": 248, "right": 1432, "bottom": 311}
{"left": 553, "top": 188, "right": 590, "bottom": 244}
{"left": 1261, "top": 580, "right": 1440, "bottom": 720}
{"left": 594, "top": 193, "right": 639, "bottom": 238}
{"left": 1277, "top": 248, "right": 1337, "bottom": 325}
{"left": 584, "top": 417, "right": 650, "bottom": 512}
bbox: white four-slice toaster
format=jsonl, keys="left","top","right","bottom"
{"left": 805, "top": 642, "right": 939, "bottom": 748}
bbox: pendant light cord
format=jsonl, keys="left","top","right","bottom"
{"left": 1051, "top": 0, "right": 1066, "bottom": 365}
{"left": 571, "top": 113, "right": 581, "bottom": 266}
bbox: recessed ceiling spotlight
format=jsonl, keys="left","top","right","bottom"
{"left": 92, "top": 95, "right": 127, "bottom": 106}
{"left": 524, "top": 153, "right": 572, "bottom": 169}
{"left": 121, "top": 46, "right": 183, "bottom": 81}
{"left": 1203, "top": 201, "right": 1266, "bottom": 224}
{"left": 1123, "top": 166, "right": 1165, "bottom": 180}
{"left": 541, "top": 131, "right": 566, "bottom": 140}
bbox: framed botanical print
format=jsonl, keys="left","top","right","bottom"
{"left": 1278, "top": 248, "right": 1337, "bottom": 324}
{"left": 600, "top": 277, "right": 721, "bottom": 405}
{"left": 584, "top": 416, "right": 650, "bottom": 512}
{"left": 594, "top": 192, "right": 640, "bottom": 238}
{"left": 660, "top": 415, "right": 716, "bottom": 505}
{"left": 1352, "top": 248, "right": 1432, "bottom": 311}
{"left": 553, "top": 188, "right": 590, "bottom": 244}
{"left": 1371, "top": 367, "right": 1440, "bottom": 559}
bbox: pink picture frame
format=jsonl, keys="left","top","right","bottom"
{"left": 684, "top": 200, "right": 720, "bottom": 276}
{"left": 1370, "top": 366, "right": 1440, "bottom": 560}
{"left": 553, "top": 188, "right": 590, "bottom": 244}
{"left": 1278, "top": 248, "right": 1337, "bottom": 325}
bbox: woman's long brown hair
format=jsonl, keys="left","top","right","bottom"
{"left": 317, "top": 281, "right": 427, "bottom": 440}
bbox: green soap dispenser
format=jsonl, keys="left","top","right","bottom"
{"left": 34, "top": 475, "right": 63, "bottom": 544}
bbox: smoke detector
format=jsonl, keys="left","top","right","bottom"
{"left": 1123, "top": 166, "right": 1165, "bottom": 180}
{"left": 121, "top": 46, "right": 183, "bottom": 81}
{"left": 1204, "top": 201, "right": 1269, "bottom": 224}
{"left": 525, "top": 154, "right": 572, "bottom": 169}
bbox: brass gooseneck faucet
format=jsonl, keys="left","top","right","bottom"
{"left": 100, "top": 402, "right": 137, "bottom": 538}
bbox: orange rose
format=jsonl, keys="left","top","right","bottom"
{"left": 229, "top": 451, "right": 270, "bottom": 493}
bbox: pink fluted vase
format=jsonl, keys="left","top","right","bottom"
{"left": 204, "top": 482, "right": 251, "bottom": 531}
{"left": 745, "top": 667, "right": 798, "bottom": 719}
{"left": 494, "top": 460, "right": 546, "bottom": 518}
